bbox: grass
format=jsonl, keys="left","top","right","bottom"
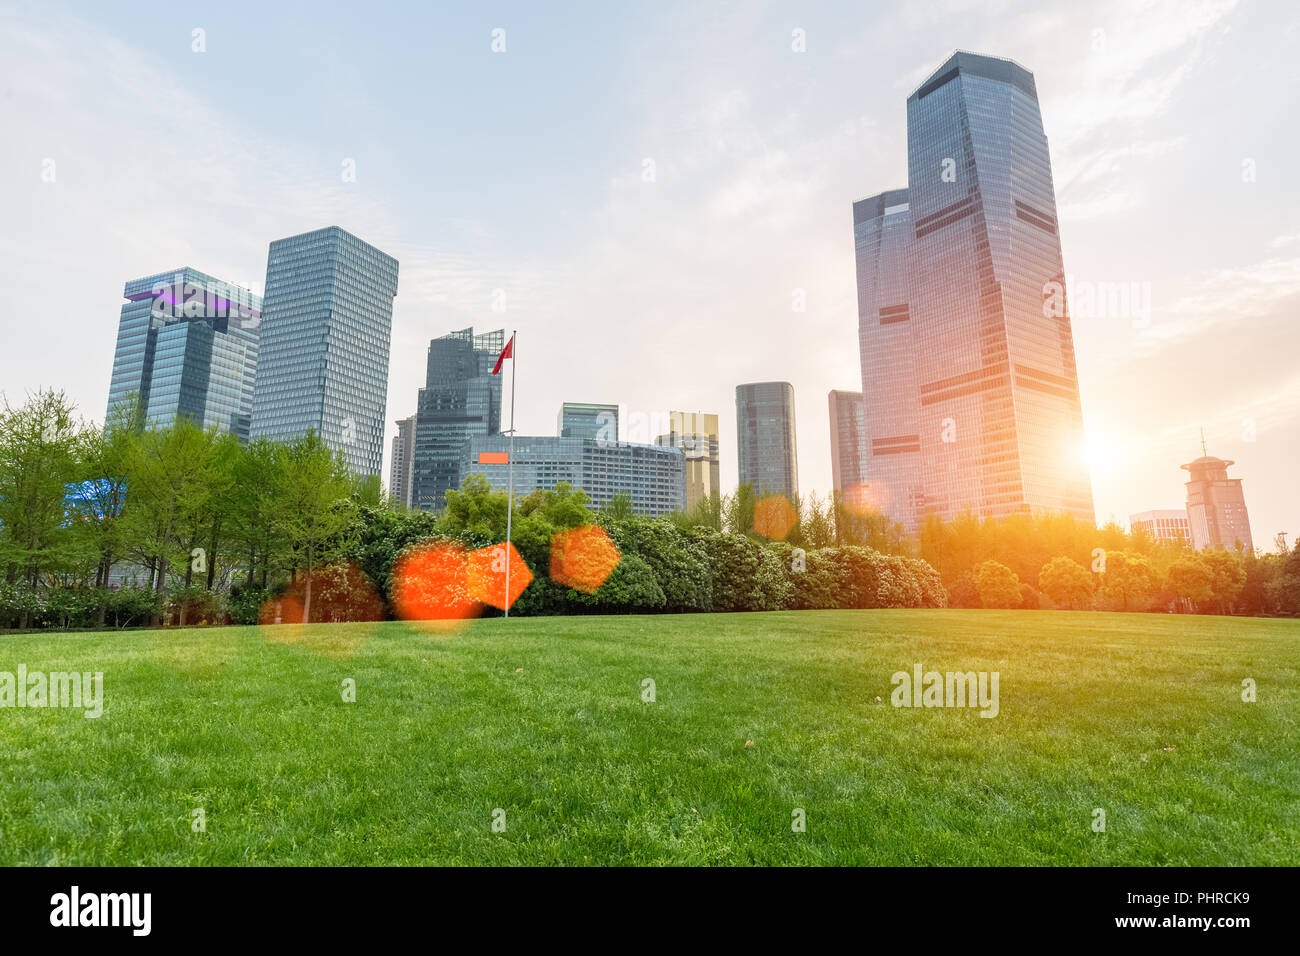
{"left": 0, "top": 609, "right": 1296, "bottom": 865}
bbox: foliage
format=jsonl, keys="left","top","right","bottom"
{"left": 975, "top": 560, "right": 1020, "bottom": 609}
{"left": 1098, "top": 551, "right": 1159, "bottom": 612}
{"left": 1038, "top": 556, "right": 1094, "bottom": 610}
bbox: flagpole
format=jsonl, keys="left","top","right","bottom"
{"left": 504, "top": 330, "right": 516, "bottom": 618}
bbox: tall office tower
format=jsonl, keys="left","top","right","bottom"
{"left": 463, "top": 436, "right": 686, "bottom": 516}
{"left": 736, "top": 382, "right": 798, "bottom": 499}
{"left": 655, "top": 411, "right": 721, "bottom": 511}
{"left": 248, "top": 226, "right": 399, "bottom": 477}
{"left": 854, "top": 52, "right": 1095, "bottom": 533}
{"left": 106, "top": 268, "right": 261, "bottom": 440}
{"left": 827, "top": 390, "right": 870, "bottom": 508}
{"left": 411, "top": 328, "right": 504, "bottom": 511}
{"left": 1182, "top": 450, "right": 1253, "bottom": 551}
{"left": 558, "top": 402, "right": 619, "bottom": 441}
{"left": 853, "top": 190, "right": 921, "bottom": 528}
{"left": 1129, "top": 509, "right": 1192, "bottom": 545}
{"left": 389, "top": 415, "right": 416, "bottom": 508}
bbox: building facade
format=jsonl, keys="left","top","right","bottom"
{"left": 558, "top": 402, "right": 619, "bottom": 441}
{"left": 389, "top": 415, "right": 416, "bottom": 508}
{"left": 461, "top": 435, "right": 685, "bottom": 516}
{"left": 828, "top": 390, "right": 870, "bottom": 508}
{"left": 1129, "top": 509, "right": 1192, "bottom": 545}
{"left": 106, "top": 268, "right": 261, "bottom": 440}
{"left": 411, "top": 328, "right": 504, "bottom": 511}
{"left": 736, "top": 382, "right": 798, "bottom": 500}
{"left": 1181, "top": 453, "right": 1253, "bottom": 551}
{"left": 655, "top": 411, "right": 720, "bottom": 512}
{"left": 854, "top": 52, "right": 1095, "bottom": 533}
{"left": 248, "top": 226, "right": 399, "bottom": 477}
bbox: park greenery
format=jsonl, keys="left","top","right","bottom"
{"left": 1, "top": 388, "right": 1297, "bottom": 630}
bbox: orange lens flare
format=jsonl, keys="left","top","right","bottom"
{"left": 466, "top": 542, "right": 533, "bottom": 611}
{"left": 391, "top": 541, "right": 483, "bottom": 628}
{"left": 754, "top": 495, "right": 797, "bottom": 541}
{"left": 550, "top": 524, "right": 621, "bottom": 593}
{"left": 844, "top": 482, "right": 888, "bottom": 514}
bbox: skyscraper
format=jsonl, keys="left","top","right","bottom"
{"left": 828, "top": 390, "right": 869, "bottom": 507}
{"left": 655, "top": 411, "right": 721, "bottom": 511}
{"left": 854, "top": 52, "right": 1095, "bottom": 533}
{"left": 248, "top": 226, "right": 399, "bottom": 477}
{"left": 558, "top": 402, "right": 619, "bottom": 441}
{"left": 106, "top": 268, "right": 261, "bottom": 440}
{"left": 411, "top": 328, "right": 504, "bottom": 511}
{"left": 1182, "top": 450, "right": 1253, "bottom": 551}
{"left": 389, "top": 415, "right": 415, "bottom": 508}
{"left": 736, "top": 382, "right": 798, "bottom": 500}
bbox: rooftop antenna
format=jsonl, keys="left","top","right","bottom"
{"left": 1200, "top": 427, "right": 1207, "bottom": 456}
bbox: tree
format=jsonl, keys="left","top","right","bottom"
{"left": 1038, "top": 556, "right": 1094, "bottom": 610}
{"left": 120, "top": 419, "right": 217, "bottom": 601}
{"left": 601, "top": 492, "right": 635, "bottom": 522}
{"left": 71, "top": 407, "right": 139, "bottom": 624}
{"left": 0, "top": 390, "right": 87, "bottom": 625}
{"left": 684, "top": 491, "right": 722, "bottom": 531}
{"left": 275, "top": 431, "right": 357, "bottom": 623}
{"left": 1265, "top": 546, "right": 1300, "bottom": 615}
{"left": 228, "top": 437, "right": 291, "bottom": 588}
{"left": 1200, "top": 549, "right": 1246, "bottom": 614}
{"left": 800, "top": 492, "right": 836, "bottom": 550}
{"left": 1167, "top": 554, "right": 1214, "bottom": 611}
{"left": 723, "top": 483, "right": 757, "bottom": 538}
{"left": 836, "top": 491, "right": 906, "bottom": 552}
{"left": 1098, "top": 551, "right": 1159, "bottom": 611}
{"left": 975, "top": 560, "right": 1020, "bottom": 609}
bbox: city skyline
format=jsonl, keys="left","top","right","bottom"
{"left": 3, "top": 1, "right": 1297, "bottom": 545}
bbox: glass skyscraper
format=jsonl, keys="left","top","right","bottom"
{"left": 462, "top": 435, "right": 686, "bottom": 516}
{"left": 411, "top": 328, "right": 504, "bottom": 511}
{"left": 736, "top": 382, "right": 798, "bottom": 499}
{"left": 106, "top": 268, "right": 261, "bottom": 439}
{"left": 248, "top": 226, "right": 399, "bottom": 477}
{"left": 854, "top": 52, "right": 1095, "bottom": 533}
{"left": 827, "top": 390, "right": 869, "bottom": 506}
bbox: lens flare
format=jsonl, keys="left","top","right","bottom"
{"left": 843, "top": 482, "right": 889, "bottom": 514}
{"left": 466, "top": 542, "right": 533, "bottom": 611}
{"left": 754, "top": 495, "right": 798, "bottom": 540}
{"left": 550, "top": 525, "right": 621, "bottom": 593}
{"left": 391, "top": 541, "right": 483, "bottom": 629}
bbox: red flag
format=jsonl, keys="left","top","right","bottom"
{"left": 491, "top": 335, "right": 514, "bottom": 375}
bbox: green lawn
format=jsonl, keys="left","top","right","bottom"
{"left": 0, "top": 610, "right": 1296, "bottom": 865}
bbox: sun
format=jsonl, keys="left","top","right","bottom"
{"left": 1075, "top": 434, "right": 1115, "bottom": 480}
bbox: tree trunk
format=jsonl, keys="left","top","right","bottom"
{"left": 302, "top": 569, "right": 313, "bottom": 624}
{"left": 207, "top": 522, "right": 221, "bottom": 590}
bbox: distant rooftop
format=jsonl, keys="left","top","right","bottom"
{"left": 906, "top": 50, "right": 1037, "bottom": 104}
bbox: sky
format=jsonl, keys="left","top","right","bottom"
{"left": 1, "top": 0, "right": 1297, "bottom": 548}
